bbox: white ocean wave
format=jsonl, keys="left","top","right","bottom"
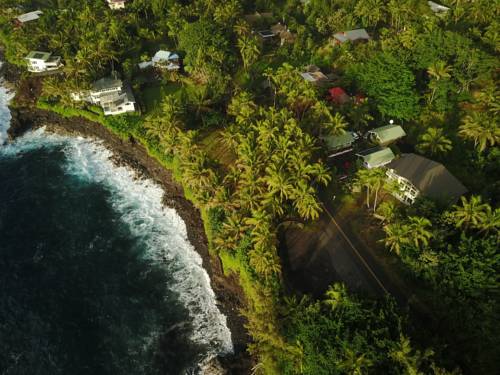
{"left": 0, "top": 79, "right": 14, "bottom": 144}
{"left": 0, "top": 128, "right": 233, "bottom": 363}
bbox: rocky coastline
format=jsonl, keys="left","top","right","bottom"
{"left": 4, "top": 69, "right": 251, "bottom": 373}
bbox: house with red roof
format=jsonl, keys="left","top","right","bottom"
{"left": 328, "top": 87, "right": 350, "bottom": 105}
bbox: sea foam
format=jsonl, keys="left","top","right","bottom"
{"left": 0, "top": 127, "right": 234, "bottom": 366}
{"left": 0, "top": 79, "right": 14, "bottom": 144}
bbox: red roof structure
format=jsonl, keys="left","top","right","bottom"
{"left": 328, "top": 87, "right": 350, "bottom": 105}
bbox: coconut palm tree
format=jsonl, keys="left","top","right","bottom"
{"left": 449, "top": 195, "right": 489, "bottom": 231}
{"left": 376, "top": 201, "right": 400, "bottom": 223}
{"left": 338, "top": 348, "right": 374, "bottom": 375}
{"left": 237, "top": 35, "right": 260, "bottom": 71}
{"left": 427, "top": 61, "right": 452, "bottom": 104}
{"left": 477, "top": 207, "right": 500, "bottom": 237}
{"left": 382, "top": 222, "right": 411, "bottom": 255}
{"left": 354, "top": 0, "right": 386, "bottom": 27}
{"left": 293, "top": 181, "right": 322, "bottom": 221}
{"left": 407, "top": 217, "right": 433, "bottom": 250}
{"left": 417, "top": 127, "right": 453, "bottom": 155}
{"left": 354, "top": 168, "right": 387, "bottom": 211}
{"left": 324, "top": 283, "right": 349, "bottom": 310}
{"left": 459, "top": 112, "right": 500, "bottom": 153}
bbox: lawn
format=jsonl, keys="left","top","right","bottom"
{"left": 139, "top": 82, "right": 182, "bottom": 114}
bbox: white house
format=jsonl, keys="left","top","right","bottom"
{"left": 152, "top": 50, "right": 180, "bottom": 70}
{"left": 25, "top": 51, "right": 63, "bottom": 73}
{"left": 333, "top": 29, "right": 370, "bottom": 44}
{"left": 15, "top": 10, "right": 43, "bottom": 25}
{"left": 428, "top": 1, "right": 450, "bottom": 14}
{"left": 106, "top": 0, "right": 126, "bottom": 9}
{"left": 386, "top": 154, "right": 467, "bottom": 204}
{"left": 72, "top": 77, "right": 135, "bottom": 116}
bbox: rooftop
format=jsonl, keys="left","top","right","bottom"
{"left": 357, "top": 147, "right": 395, "bottom": 167}
{"left": 152, "top": 50, "right": 179, "bottom": 62}
{"left": 368, "top": 124, "right": 406, "bottom": 144}
{"left": 92, "top": 77, "right": 123, "bottom": 92}
{"left": 333, "top": 29, "right": 370, "bottom": 43}
{"left": 388, "top": 154, "right": 467, "bottom": 202}
{"left": 25, "top": 51, "right": 51, "bottom": 61}
{"left": 323, "top": 132, "right": 356, "bottom": 151}
{"left": 16, "top": 10, "right": 43, "bottom": 23}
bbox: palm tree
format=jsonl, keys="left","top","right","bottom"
{"left": 237, "top": 35, "right": 260, "bottom": 71}
{"left": 449, "top": 195, "right": 489, "bottom": 231}
{"left": 376, "top": 201, "right": 399, "bottom": 223}
{"left": 428, "top": 60, "right": 452, "bottom": 81}
{"left": 427, "top": 61, "right": 451, "bottom": 104}
{"left": 407, "top": 217, "right": 433, "bottom": 250}
{"left": 382, "top": 222, "right": 411, "bottom": 255}
{"left": 324, "top": 283, "right": 349, "bottom": 310}
{"left": 417, "top": 127, "right": 453, "bottom": 155}
{"left": 387, "top": 0, "right": 413, "bottom": 30}
{"left": 354, "top": 168, "right": 387, "bottom": 211}
{"left": 459, "top": 112, "right": 500, "bottom": 153}
{"left": 249, "top": 245, "right": 281, "bottom": 281}
{"left": 477, "top": 207, "right": 500, "bottom": 236}
{"left": 338, "top": 348, "right": 374, "bottom": 375}
{"left": 354, "top": 0, "right": 386, "bottom": 27}
{"left": 293, "top": 181, "right": 322, "bottom": 221}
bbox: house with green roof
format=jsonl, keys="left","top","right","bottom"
{"left": 356, "top": 147, "right": 395, "bottom": 169}
{"left": 367, "top": 124, "right": 406, "bottom": 146}
{"left": 322, "top": 132, "right": 359, "bottom": 156}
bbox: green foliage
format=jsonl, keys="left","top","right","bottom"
{"left": 178, "top": 19, "right": 232, "bottom": 82}
{"left": 347, "top": 51, "right": 419, "bottom": 121}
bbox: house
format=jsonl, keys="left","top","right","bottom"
{"left": 25, "top": 51, "right": 63, "bottom": 73}
{"left": 152, "top": 50, "right": 180, "bottom": 70}
{"left": 366, "top": 123, "right": 406, "bottom": 146}
{"left": 72, "top": 77, "right": 135, "bottom": 116}
{"left": 107, "top": 0, "right": 126, "bottom": 9}
{"left": 428, "top": 1, "right": 450, "bottom": 14}
{"left": 333, "top": 29, "right": 370, "bottom": 44}
{"left": 270, "top": 23, "right": 296, "bottom": 45}
{"left": 14, "top": 10, "right": 43, "bottom": 26}
{"left": 138, "top": 61, "right": 153, "bottom": 70}
{"left": 357, "top": 147, "right": 395, "bottom": 169}
{"left": 322, "top": 131, "right": 359, "bottom": 156}
{"left": 386, "top": 154, "right": 467, "bottom": 204}
{"left": 300, "top": 65, "right": 329, "bottom": 85}
{"left": 328, "top": 87, "right": 351, "bottom": 105}
{"left": 257, "top": 29, "right": 277, "bottom": 40}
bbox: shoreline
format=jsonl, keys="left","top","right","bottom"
{"left": 7, "top": 104, "right": 252, "bottom": 373}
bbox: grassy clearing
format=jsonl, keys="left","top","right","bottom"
{"left": 139, "top": 82, "right": 182, "bottom": 114}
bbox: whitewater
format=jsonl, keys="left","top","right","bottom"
{"left": 0, "top": 76, "right": 233, "bottom": 370}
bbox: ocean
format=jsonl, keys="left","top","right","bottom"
{"left": 0, "top": 83, "right": 232, "bottom": 374}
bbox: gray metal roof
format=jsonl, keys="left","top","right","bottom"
{"left": 387, "top": 153, "right": 467, "bottom": 202}
{"left": 92, "top": 77, "right": 122, "bottom": 92}
{"left": 333, "top": 29, "right": 370, "bottom": 43}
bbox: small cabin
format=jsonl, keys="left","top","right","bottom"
{"left": 356, "top": 147, "right": 395, "bottom": 169}
{"left": 366, "top": 124, "right": 406, "bottom": 146}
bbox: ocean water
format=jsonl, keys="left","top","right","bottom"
{"left": 0, "top": 87, "right": 232, "bottom": 374}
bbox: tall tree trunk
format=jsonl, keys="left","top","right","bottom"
{"left": 373, "top": 187, "right": 379, "bottom": 212}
